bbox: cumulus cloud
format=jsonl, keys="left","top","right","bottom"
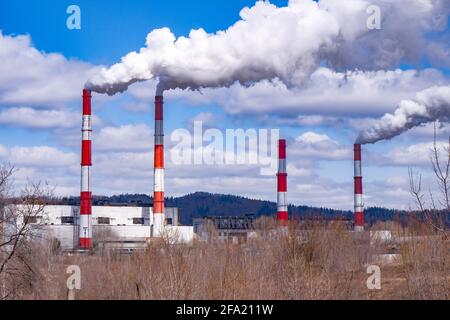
{"left": 1, "top": 1, "right": 448, "bottom": 210}
{"left": 0, "top": 145, "right": 77, "bottom": 167}
{"left": 292, "top": 132, "right": 351, "bottom": 160}
{"left": 293, "top": 179, "right": 353, "bottom": 209}
{"left": 0, "top": 144, "right": 80, "bottom": 196}
{"left": 187, "top": 112, "right": 217, "bottom": 129}
{"left": 87, "top": 0, "right": 449, "bottom": 96}
{"left": 287, "top": 115, "right": 341, "bottom": 127}
{"left": 374, "top": 140, "right": 449, "bottom": 166}
{"left": 95, "top": 124, "right": 154, "bottom": 152}
{"left": 0, "top": 32, "right": 100, "bottom": 106}
{"left": 0, "top": 107, "right": 80, "bottom": 129}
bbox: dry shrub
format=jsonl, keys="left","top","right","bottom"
{"left": 267, "top": 222, "right": 367, "bottom": 299}
{"left": 400, "top": 235, "right": 449, "bottom": 299}
{"left": 5, "top": 218, "right": 448, "bottom": 300}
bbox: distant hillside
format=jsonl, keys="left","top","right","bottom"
{"left": 57, "top": 192, "right": 404, "bottom": 225}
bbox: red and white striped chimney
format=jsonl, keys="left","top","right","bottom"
{"left": 80, "top": 89, "right": 93, "bottom": 248}
{"left": 152, "top": 96, "right": 165, "bottom": 236}
{"left": 354, "top": 144, "right": 364, "bottom": 231}
{"left": 277, "top": 139, "right": 288, "bottom": 223}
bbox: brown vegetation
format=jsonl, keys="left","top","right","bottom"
{"left": 0, "top": 218, "right": 447, "bottom": 300}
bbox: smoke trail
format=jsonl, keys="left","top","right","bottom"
{"left": 85, "top": 0, "right": 448, "bottom": 95}
{"left": 356, "top": 85, "right": 450, "bottom": 144}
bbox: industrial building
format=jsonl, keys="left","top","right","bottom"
{"left": 4, "top": 90, "right": 368, "bottom": 251}
{"left": 5, "top": 205, "right": 193, "bottom": 251}
{"left": 193, "top": 215, "right": 257, "bottom": 244}
{"left": 64, "top": 91, "right": 196, "bottom": 250}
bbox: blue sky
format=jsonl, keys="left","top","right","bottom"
{"left": 0, "top": 0, "right": 449, "bottom": 210}
{"left": 0, "top": 0, "right": 288, "bottom": 63}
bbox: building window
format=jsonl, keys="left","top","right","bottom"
{"left": 133, "top": 218, "right": 144, "bottom": 225}
{"left": 165, "top": 218, "right": 173, "bottom": 225}
{"left": 97, "top": 217, "right": 110, "bottom": 225}
{"left": 61, "top": 216, "right": 74, "bottom": 224}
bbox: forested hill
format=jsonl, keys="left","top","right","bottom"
{"left": 57, "top": 192, "right": 403, "bottom": 225}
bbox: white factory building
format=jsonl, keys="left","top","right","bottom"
{"left": 3, "top": 205, "right": 194, "bottom": 251}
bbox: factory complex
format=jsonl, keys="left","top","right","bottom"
{"left": 2, "top": 90, "right": 367, "bottom": 252}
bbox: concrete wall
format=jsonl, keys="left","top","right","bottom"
{"left": 94, "top": 225, "right": 150, "bottom": 239}
{"left": 34, "top": 205, "right": 178, "bottom": 227}
{"left": 2, "top": 205, "right": 192, "bottom": 250}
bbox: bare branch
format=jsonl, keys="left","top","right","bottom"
{"left": 0, "top": 164, "right": 53, "bottom": 299}
{"left": 430, "top": 122, "right": 450, "bottom": 209}
{"left": 408, "top": 168, "right": 425, "bottom": 212}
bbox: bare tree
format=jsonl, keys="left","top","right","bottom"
{"left": 0, "top": 163, "right": 52, "bottom": 299}
{"left": 430, "top": 122, "right": 450, "bottom": 210}
{"left": 408, "top": 123, "right": 449, "bottom": 237}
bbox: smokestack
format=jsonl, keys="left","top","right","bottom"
{"left": 152, "top": 96, "right": 165, "bottom": 236}
{"left": 80, "top": 89, "right": 93, "bottom": 249}
{"left": 277, "top": 139, "right": 288, "bottom": 223}
{"left": 354, "top": 144, "right": 364, "bottom": 232}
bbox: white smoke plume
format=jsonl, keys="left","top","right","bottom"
{"left": 356, "top": 85, "right": 450, "bottom": 144}
{"left": 85, "top": 0, "right": 449, "bottom": 96}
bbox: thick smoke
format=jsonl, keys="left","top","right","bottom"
{"left": 85, "top": 0, "right": 449, "bottom": 95}
{"left": 356, "top": 85, "right": 450, "bottom": 144}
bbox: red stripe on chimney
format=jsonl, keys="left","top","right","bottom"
{"left": 277, "top": 173, "right": 287, "bottom": 192}
{"left": 354, "top": 177, "right": 363, "bottom": 194}
{"left": 154, "top": 145, "right": 164, "bottom": 168}
{"left": 80, "top": 191, "right": 92, "bottom": 215}
{"left": 83, "top": 89, "right": 91, "bottom": 115}
{"left": 81, "top": 140, "right": 92, "bottom": 166}
{"left": 354, "top": 144, "right": 361, "bottom": 161}
{"left": 279, "top": 139, "right": 286, "bottom": 159}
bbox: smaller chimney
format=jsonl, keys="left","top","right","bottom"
{"left": 277, "top": 139, "right": 288, "bottom": 223}
{"left": 79, "top": 89, "right": 93, "bottom": 248}
{"left": 354, "top": 144, "right": 364, "bottom": 231}
{"left": 152, "top": 95, "right": 165, "bottom": 237}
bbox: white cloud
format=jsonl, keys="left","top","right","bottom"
{"left": 292, "top": 131, "right": 351, "bottom": 161}
{"left": 0, "top": 145, "right": 77, "bottom": 167}
{"left": 95, "top": 124, "right": 153, "bottom": 152}
{"left": 187, "top": 112, "right": 217, "bottom": 129}
{"left": 0, "top": 32, "right": 100, "bottom": 106}
{"left": 376, "top": 141, "right": 449, "bottom": 166}
{"left": 291, "top": 115, "right": 340, "bottom": 127}
{"left": 87, "top": 0, "right": 449, "bottom": 96}
{"left": 0, "top": 107, "right": 80, "bottom": 129}
{"left": 297, "top": 132, "right": 331, "bottom": 144}
{"left": 0, "top": 144, "right": 7, "bottom": 157}
{"left": 385, "top": 176, "right": 409, "bottom": 188}
{"left": 0, "top": 4, "right": 448, "bottom": 210}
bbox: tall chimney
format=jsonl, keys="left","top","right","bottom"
{"left": 152, "top": 96, "right": 165, "bottom": 236}
{"left": 79, "top": 89, "right": 93, "bottom": 248}
{"left": 354, "top": 144, "right": 364, "bottom": 231}
{"left": 277, "top": 139, "right": 288, "bottom": 223}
